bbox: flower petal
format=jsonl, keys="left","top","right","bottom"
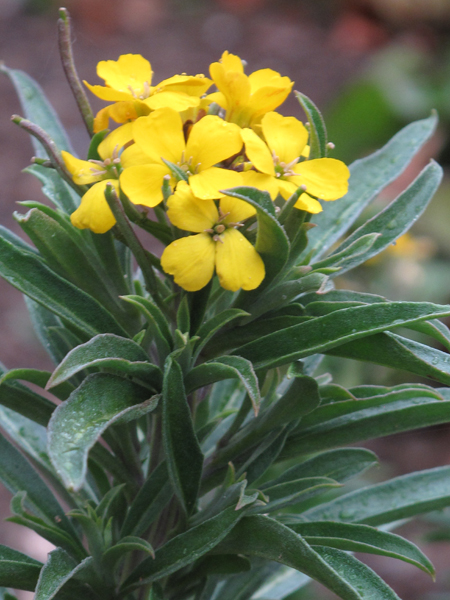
{"left": 262, "top": 112, "right": 308, "bottom": 163}
{"left": 218, "top": 51, "right": 245, "bottom": 74}
{"left": 215, "top": 228, "right": 265, "bottom": 291}
{"left": 84, "top": 81, "right": 132, "bottom": 102}
{"left": 291, "top": 158, "right": 350, "bottom": 200}
{"left": 109, "top": 100, "right": 146, "bottom": 123}
{"left": 277, "top": 178, "right": 298, "bottom": 200}
{"left": 70, "top": 180, "right": 117, "bottom": 233}
{"left": 93, "top": 106, "right": 112, "bottom": 133}
{"left": 241, "top": 128, "right": 275, "bottom": 176}
{"left": 161, "top": 233, "right": 215, "bottom": 291}
{"left": 145, "top": 91, "right": 200, "bottom": 112}
{"left": 220, "top": 196, "right": 256, "bottom": 223}
{"left": 167, "top": 181, "right": 218, "bottom": 232}
{"left": 132, "top": 108, "right": 185, "bottom": 165}
{"left": 62, "top": 151, "right": 103, "bottom": 185}
{"left": 98, "top": 123, "right": 134, "bottom": 160}
{"left": 97, "top": 54, "right": 153, "bottom": 95}
{"left": 120, "top": 164, "right": 169, "bottom": 207}
{"left": 294, "top": 193, "right": 323, "bottom": 213}
{"left": 120, "top": 144, "right": 152, "bottom": 168}
{"left": 185, "top": 116, "right": 243, "bottom": 170}
{"left": 157, "top": 74, "right": 212, "bottom": 96}
{"left": 189, "top": 167, "right": 242, "bottom": 200}
{"left": 241, "top": 170, "right": 280, "bottom": 200}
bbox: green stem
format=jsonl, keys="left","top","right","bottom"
{"left": 57, "top": 8, "right": 95, "bottom": 136}
{"left": 11, "top": 114, "right": 87, "bottom": 196}
{"left": 104, "top": 184, "right": 164, "bottom": 309}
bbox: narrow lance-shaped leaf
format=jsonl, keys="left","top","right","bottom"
{"left": 324, "top": 160, "right": 443, "bottom": 274}
{"left": 47, "top": 333, "right": 162, "bottom": 390}
{"left": 296, "top": 92, "right": 328, "bottom": 159}
{"left": 233, "top": 301, "right": 450, "bottom": 370}
{"left": 122, "top": 505, "right": 249, "bottom": 591}
{"left": 48, "top": 373, "right": 156, "bottom": 491}
{"left": 0, "top": 545, "right": 42, "bottom": 592}
{"left": 162, "top": 357, "right": 204, "bottom": 515}
{"left": 0, "top": 233, "right": 127, "bottom": 339}
{"left": 34, "top": 549, "right": 94, "bottom": 600}
{"left": 304, "top": 112, "right": 438, "bottom": 261}
{"left": 24, "top": 164, "right": 79, "bottom": 214}
{"left": 290, "top": 521, "right": 434, "bottom": 577}
{"left": 301, "top": 465, "right": 450, "bottom": 526}
{"left": 185, "top": 356, "right": 260, "bottom": 416}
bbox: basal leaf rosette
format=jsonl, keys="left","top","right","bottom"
{"left": 84, "top": 53, "right": 212, "bottom": 132}
{"left": 161, "top": 181, "right": 264, "bottom": 292}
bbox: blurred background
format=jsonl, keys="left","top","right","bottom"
{"left": 2, "top": 0, "right": 450, "bottom": 598}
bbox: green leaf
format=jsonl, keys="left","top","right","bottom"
{"left": 0, "top": 368, "right": 73, "bottom": 400}
{"left": 0, "top": 432, "right": 81, "bottom": 543}
{"left": 282, "top": 386, "right": 449, "bottom": 458}
{"left": 23, "top": 165, "right": 79, "bottom": 214}
{"left": 16, "top": 208, "right": 130, "bottom": 321}
{"left": 1, "top": 65, "right": 75, "bottom": 156}
{"left": 102, "top": 537, "right": 154, "bottom": 571}
{"left": 48, "top": 373, "right": 156, "bottom": 491}
{"left": 34, "top": 549, "right": 93, "bottom": 600}
{"left": 296, "top": 92, "right": 327, "bottom": 159}
{"left": 291, "top": 521, "right": 434, "bottom": 576}
{"left": 122, "top": 505, "right": 249, "bottom": 591}
{"left": 233, "top": 301, "right": 450, "bottom": 370}
{"left": 0, "top": 545, "right": 42, "bottom": 591}
{"left": 185, "top": 356, "right": 260, "bottom": 416}
{"left": 121, "top": 461, "right": 172, "bottom": 537}
{"left": 312, "top": 233, "right": 380, "bottom": 273}
{"left": 258, "top": 477, "right": 341, "bottom": 513}
{"left": 305, "top": 112, "right": 438, "bottom": 260}
{"left": 315, "top": 547, "right": 401, "bottom": 600}
{"left": 122, "top": 295, "right": 172, "bottom": 360}
{"left": 47, "top": 333, "right": 162, "bottom": 390}
{"left": 262, "top": 448, "right": 378, "bottom": 489}
{"left": 222, "top": 187, "right": 290, "bottom": 292}
{"left": 162, "top": 357, "right": 203, "bottom": 515}
{"left": 216, "top": 515, "right": 365, "bottom": 600}
{"left": 193, "top": 308, "right": 249, "bottom": 360}
{"left": 0, "top": 232, "right": 127, "bottom": 339}
{"left": 324, "top": 161, "right": 442, "bottom": 274}
{"left": 301, "top": 465, "right": 450, "bottom": 525}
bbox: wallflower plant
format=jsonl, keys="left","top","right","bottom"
{"left": 1, "top": 8, "right": 450, "bottom": 600}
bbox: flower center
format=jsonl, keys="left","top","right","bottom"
{"left": 204, "top": 209, "right": 243, "bottom": 243}
{"left": 272, "top": 150, "right": 299, "bottom": 178}
{"left": 176, "top": 151, "right": 201, "bottom": 176}
{"left": 89, "top": 145, "right": 121, "bottom": 179}
{"left": 127, "top": 80, "right": 152, "bottom": 100}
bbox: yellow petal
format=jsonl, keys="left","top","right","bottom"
{"left": 108, "top": 100, "right": 145, "bottom": 124}
{"left": 98, "top": 123, "right": 133, "bottom": 160}
{"left": 241, "top": 128, "right": 275, "bottom": 176}
{"left": 120, "top": 164, "right": 169, "bottom": 207}
{"left": 262, "top": 112, "right": 308, "bottom": 163}
{"left": 84, "top": 81, "right": 132, "bottom": 102}
{"left": 161, "top": 233, "right": 215, "bottom": 291}
{"left": 215, "top": 228, "right": 265, "bottom": 291}
{"left": 220, "top": 196, "right": 256, "bottom": 223}
{"left": 157, "top": 74, "right": 212, "bottom": 96}
{"left": 97, "top": 54, "right": 153, "bottom": 95}
{"left": 132, "top": 108, "right": 185, "bottom": 165}
{"left": 144, "top": 91, "right": 200, "bottom": 111}
{"left": 166, "top": 181, "right": 218, "bottom": 232}
{"left": 241, "top": 170, "right": 280, "bottom": 200}
{"left": 206, "top": 91, "right": 227, "bottom": 109}
{"left": 277, "top": 179, "right": 298, "bottom": 200}
{"left": 219, "top": 51, "right": 244, "bottom": 73}
{"left": 294, "top": 193, "right": 323, "bottom": 213}
{"left": 189, "top": 167, "right": 242, "bottom": 200}
{"left": 93, "top": 106, "right": 112, "bottom": 133}
{"left": 291, "top": 158, "right": 350, "bottom": 201}
{"left": 209, "top": 63, "right": 251, "bottom": 108}
{"left": 70, "top": 180, "right": 117, "bottom": 234}
{"left": 249, "top": 72, "right": 293, "bottom": 116}
{"left": 62, "top": 151, "right": 103, "bottom": 185}
{"left": 120, "top": 144, "right": 152, "bottom": 168}
{"left": 185, "top": 116, "right": 243, "bottom": 170}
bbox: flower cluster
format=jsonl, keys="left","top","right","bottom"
{"left": 62, "top": 52, "right": 350, "bottom": 292}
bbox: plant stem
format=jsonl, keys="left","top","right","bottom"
{"left": 57, "top": 8, "right": 95, "bottom": 136}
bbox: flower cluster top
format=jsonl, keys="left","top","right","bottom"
{"left": 62, "top": 52, "right": 350, "bottom": 293}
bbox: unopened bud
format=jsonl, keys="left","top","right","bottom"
{"left": 326, "top": 142, "right": 335, "bottom": 149}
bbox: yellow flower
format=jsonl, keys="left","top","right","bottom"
{"left": 120, "top": 107, "right": 243, "bottom": 208}
{"left": 241, "top": 111, "right": 350, "bottom": 213}
{"left": 84, "top": 54, "right": 212, "bottom": 132}
{"left": 62, "top": 124, "right": 133, "bottom": 233}
{"left": 161, "top": 182, "right": 264, "bottom": 292}
{"left": 209, "top": 51, "right": 293, "bottom": 128}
